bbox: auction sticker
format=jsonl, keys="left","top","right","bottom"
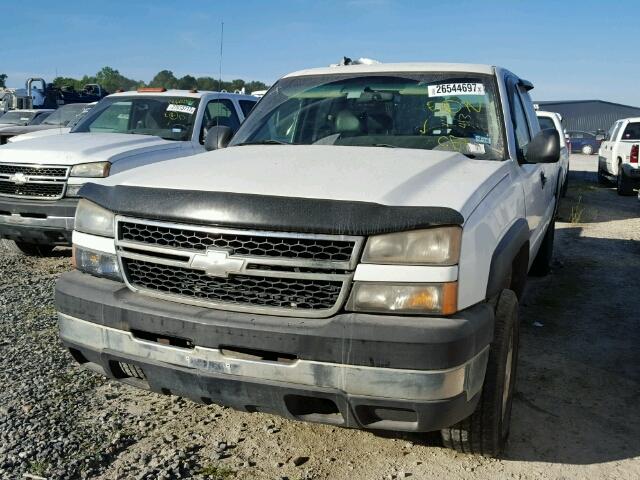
{"left": 428, "top": 83, "right": 485, "bottom": 97}
{"left": 167, "top": 104, "right": 196, "bottom": 115}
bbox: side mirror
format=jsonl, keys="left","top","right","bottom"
{"left": 524, "top": 128, "right": 560, "bottom": 163}
{"left": 205, "top": 125, "right": 233, "bottom": 151}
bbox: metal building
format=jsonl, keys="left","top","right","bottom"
{"left": 536, "top": 100, "right": 640, "bottom": 134}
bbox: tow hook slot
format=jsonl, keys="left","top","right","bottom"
{"left": 130, "top": 329, "right": 194, "bottom": 349}
{"left": 220, "top": 346, "right": 297, "bottom": 364}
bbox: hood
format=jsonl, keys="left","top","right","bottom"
{"left": 8, "top": 128, "right": 71, "bottom": 143}
{"left": 103, "top": 145, "right": 510, "bottom": 218}
{"left": 0, "top": 124, "right": 57, "bottom": 136}
{"left": 0, "top": 132, "right": 186, "bottom": 165}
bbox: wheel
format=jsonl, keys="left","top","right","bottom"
{"left": 529, "top": 219, "right": 555, "bottom": 276}
{"left": 441, "top": 289, "right": 520, "bottom": 457}
{"left": 581, "top": 145, "right": 593, "bottom": 155}
{"left": 0, "top": 239, "right": 55, "bottom": 256}
{"left": 617, "top": 165, "right": 634, "bottom": 196}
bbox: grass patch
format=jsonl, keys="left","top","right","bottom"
{"left": 27, "top": 459, "right": 50, "bottom": 476}
{"left": 199, "top": 464, "right": 235, "bottom": 479}
{"left": 570, "top": 196, "right": 584, "bottom": 224}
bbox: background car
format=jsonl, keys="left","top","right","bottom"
{"left": 567, "top": 130, "right": 601, "bottom": 155}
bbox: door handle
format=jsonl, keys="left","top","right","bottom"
{"left": 540, "top": 171, "right": 547, "bottom": 188}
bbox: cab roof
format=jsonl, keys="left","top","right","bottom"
{"left": 284, "top": 62, "right": 497, "bottom": 78}
{"left": 107, "top": 89, "right": 256, "bottom": 100}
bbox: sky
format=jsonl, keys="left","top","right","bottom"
{"left": 1, "top": 0, "right": 638, "bottom": 105}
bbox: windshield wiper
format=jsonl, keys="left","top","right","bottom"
{"left": 371, "top": 143, "right": 396, "bottom": 148}
{"left": 235, "top": 140, "right": 290, "bottom": 146}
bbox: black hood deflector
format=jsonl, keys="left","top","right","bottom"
{"left": 80, "top": 183, "right": 464, "bottom": 236}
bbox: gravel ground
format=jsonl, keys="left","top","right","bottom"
{"left": 0, "top": 153, "right": 638, "bottom": 480}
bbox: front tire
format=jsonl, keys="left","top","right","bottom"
{"left": 441, "top": 289, "right": 520, "bottom": 457}
{"left": 581, "top": 145, "right": 593, "bottom": 155}
{"left": 0, "top": 239, "right": 55, "bottom": 257}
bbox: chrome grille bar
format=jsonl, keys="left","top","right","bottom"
{"left": 115, "top": 216, "right": 363, "bottom": 318}
{"left": 0, "top": 163, "right": 70, "bottom": 200}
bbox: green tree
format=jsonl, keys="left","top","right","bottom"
{"left": 52, "top": 76, "right": 84, "bottom": 91}
{"left": 196, "top": 76, "right": 217, "bottom": 91}
{"left": 0, "top": 74, "right": 7, "bottom": 88}
{"left": 177, "top": 74, "right": 198, "bottom": 90}
{"left": 150, "top": 70, "right": 178, "bottom": 89}
{"left": 94, "top": 66, "right": 142, "bottom": 93}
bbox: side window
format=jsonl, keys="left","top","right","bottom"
{"left": 608, "top": 122, "right": 621, "bottom": 142}
{"left": 573, "top": 132, "right": 584, "bottom": 139}
{"left": 621, "top": 122, "right": 640, "bottom": 140}
{"left": 507, "top": 79, "right": 531, "bottom": 161}
{"left": 201, "top": 99, "right": 241, "bottom": 143}
{"left": 518, "top": 86, "right": 540, "bottom": 137}
{"left": 239, "top": 100, "right": 257, "bottom": 118}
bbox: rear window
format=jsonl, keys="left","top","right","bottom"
{"left": 537, "top": 116, "right": 556, "bottom": 131}
{"left": 621, "top": 122, "right": 640, "bottom": 140}
{"left": 239, "top": 100, "right": 257, "bottom": 117}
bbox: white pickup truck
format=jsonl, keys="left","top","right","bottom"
{"left": 0, "top": 89, "right": 257, "bottom": 255}
{"left": 56, "top": 63, "right": 561, "bottom": 456}
{"left": 536, "top": 110, "right": 569, "bottom": 197}
{"left": 598, "top": 117, "right": 640, "bottom": 195}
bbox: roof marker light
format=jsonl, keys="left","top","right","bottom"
{"left": 137, "top": 87, "right": 167, "bottom": 93}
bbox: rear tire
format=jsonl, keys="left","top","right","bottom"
{"left": 617, "top": 165, "right": 634, "bottom": 196}
{"left": 581, "top": 145, "right": 593, "bottom": 155}
{"left": 0, "top": 239, "right": 55, "bottom": 257}
{"left": 529, "top": 219, "right": 555, "bottom": 276}
{"left": 441, "top": 289, "right": 520, "bottom": 457}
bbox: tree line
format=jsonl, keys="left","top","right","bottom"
{"left": 0, "top": 67, "right": 269, "bottom": 94}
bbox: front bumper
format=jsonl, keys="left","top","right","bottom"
{"left": 56, "top": 271, "right": 494, "bottom": 432}
{"left": 0, "top": 196, "right": 77, "bottom": 244}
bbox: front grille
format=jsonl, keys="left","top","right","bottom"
{"left": 0, "top": 163, "right": 69, "bottom": 200}
{"left": 124, "top": 258, "right": 343, "bottom": 311}
{"left": 0, "top": 164, "right": 68, "bottom": 177}
{"left": 116, "top": 217, "right": 363, "bottom": 318}
{"left": 119, "top": 221, "right": 355, "bottom": 262}
{"left": 0, "top": 182, "right": 65, "bottom": 198}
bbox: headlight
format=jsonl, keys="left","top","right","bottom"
{"left": 70, "top": 161, "right": 111, "bottom": 178}
{"left": 72, "top": 245, "right": 121, "bottom": 281}
{"left": 75, "top": 199, "right": 114, "bottom": 237}
{"left": 362, "top": 227, "right": 462, "bottom": 265}
{"left": 347, "top": 282, "right": 458, "bottom": 315}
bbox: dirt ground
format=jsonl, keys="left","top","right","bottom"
{"left": 1, "top": 153, "right": 638, "bottom": 480}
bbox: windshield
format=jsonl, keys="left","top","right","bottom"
{"left": 42, "top": 103, "right": 88, "bottom": 126}
{"left": 72, "top": 96, "right": 200, "bottom": 141}
{"left": 230, "top": 72, "right": 505, "bottom": 159}
{"left": 0, "top": 111, "right": 36, "bottom": 125}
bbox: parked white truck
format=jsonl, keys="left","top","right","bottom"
{"left": 56, "top": 63, "right": 561, "bottom": 456}
{"left": 598, "top": 117, "right": 640, "bottom": 195}
{"left": 0, "top": 88, "right": 257, "bottom": 255}
{"left": 536, "top": 110, "right": 569, "bottom": 196}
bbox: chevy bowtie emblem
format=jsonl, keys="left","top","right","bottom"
{"left": 9, "top": 172, "right": 28, "bottom": 185}
{"left": 190, "top": 250, "right": 245, "bottom": 278}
